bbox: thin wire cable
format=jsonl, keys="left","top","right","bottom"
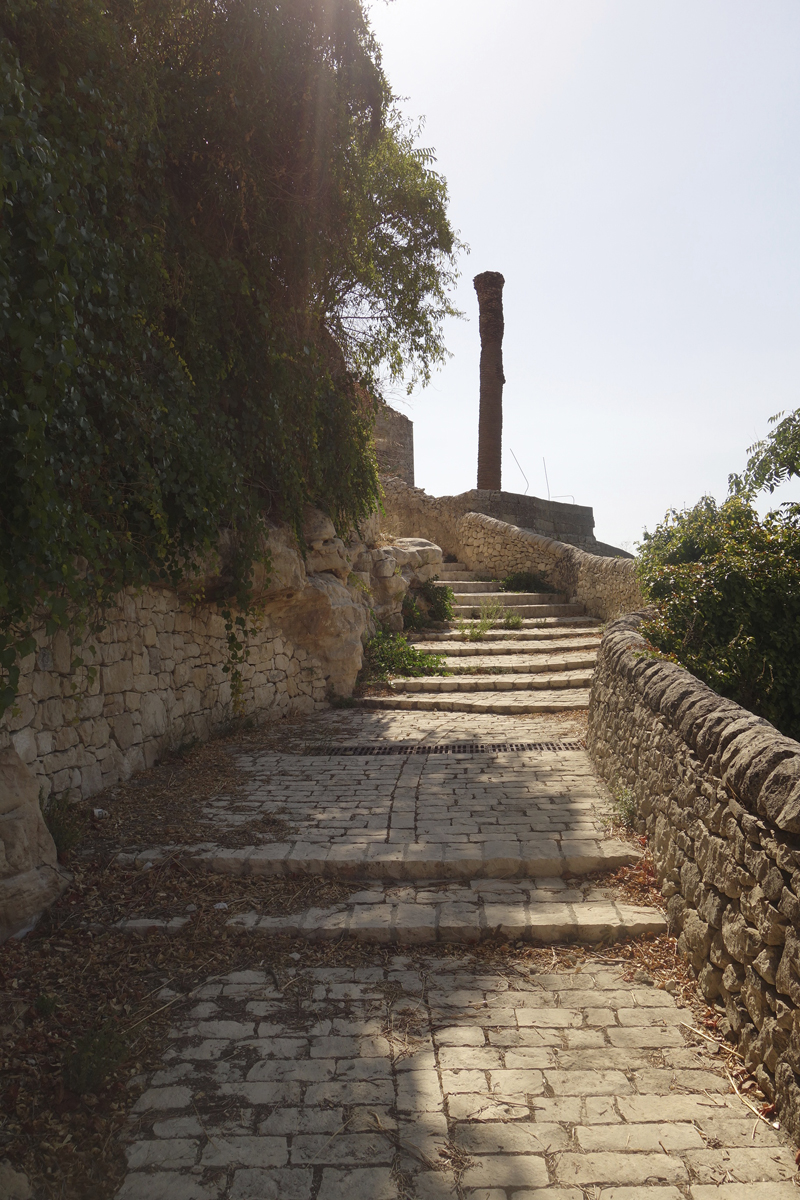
{"left": 509, "top": 448, "right": 529, "bottom": 494}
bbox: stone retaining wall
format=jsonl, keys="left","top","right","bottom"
{"left": 588, "top": 612, "right": 800, "bottom": 1139}
{"left": 381, "top": 476, "right": 630, "bottom": 557}
{"left": 0, "top": 515, "right": 442, "bottom": 803}
{"left": 458, "top": 513, "right": 642, "bottom": 622}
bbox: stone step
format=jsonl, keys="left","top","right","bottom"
{"left": 440, "top": 617, "right": 601, "bottom": 633}
{"left": 446, "top": 580, "right": 504, "bottom": 593}
{"left": 360, "top": 688, "right": 592, "bottom": 713}
{"left": 443, "top": 654, "right": 597, "bottom": 674}
{"left": 412, "top": 625, "right": 602, "bottom": 644}
{"left": 437, "top": 562, "right": 470, "bottom": 573}
{"left": 453, "top": 603, "right": 585, "bottom": 619}
{"left": 228, "top": 884, "right": 666, "bottom": 944}
{"left": 415, "top": 638, "right": 600, "bottom": 657}
{"left": 388, "top": 672, "right": 594, "bottom": 694}
{"left": 197, "top": 836, "right": 640, "bottom": 882}
{"left": 453, "top": 591, "right": 567, "bottom": 606}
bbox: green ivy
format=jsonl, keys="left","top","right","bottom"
{"left": 0, "top": 0, "right": 462, "bottom": 716}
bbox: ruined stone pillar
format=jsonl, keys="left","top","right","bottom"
{"left": 474, "top": 270, "right": 505, "bottom": 491}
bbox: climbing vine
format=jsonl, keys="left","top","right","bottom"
{"left": 0, "top": 0, "right": 462, "bottom": 716}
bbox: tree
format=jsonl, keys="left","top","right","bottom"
{"left": 638, "top": 497, "right": 800, "bottom": 741}
{"left": 729, "top": 409, "right": 800, "bottom": 497}
{"left": 474, "top": 271, "right": 505, "bottom": 491}
{"left": 0, "top": 0, "right": 462, "bottom": 713}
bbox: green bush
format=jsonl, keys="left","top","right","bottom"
{"left": 402, "top": 578, "right": 455, "bottom": 629}
{"left": 638, "top": 496, "right": 800, "bottom": 740}
{"left": 418, "top": 578, "right": 455, "bottom": 622}
{"left": 401, "top": 594, "right": 425, "bottom": 631}
{"left": 363, "top": 632, "right": 447, "bottom": 680}
{"left": 503, "top": 612, "right": 523, "bottom": 630}
{"left": 499, "top": 572, "right": 550, "bottom": 593}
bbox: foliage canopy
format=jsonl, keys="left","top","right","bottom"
{"left": 0, "top": 0, "right": 461, "bottom": 713}
{"left": 637, "top": 497, "right": 800, "bottom": 741}
{"left": 729, "top": 409, "right": 800, "bottom": 498}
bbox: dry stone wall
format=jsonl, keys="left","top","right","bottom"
{"left": 381, "top": 476, "right": 630, "bottom": 557}
{"left": 0, "top": 514, "right": 442, "bottom": 804}
{"left": 458, "top": 513, "right": 642, "bottom": 622}
{"left": 379, "top": 479, "right": 640, "bottom": 621}
{"left": 0, "top": 748, "right": 69, "bottom": 940}
{"left": 588, "top": 612, "right": 800, "bottom": 1139}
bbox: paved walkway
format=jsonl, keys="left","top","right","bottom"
{"left": 363, "top": 563, "right": 598, "bottom": 715}
{"left": 119, "top": 953, "right": 797, "bottom": 1200}
{"left": 112, "top": 567, "right": 799, "bottom": 1198}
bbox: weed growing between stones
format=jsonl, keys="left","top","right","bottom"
{"left": 503, "top": 611, "right": 523, "bottom": 629}
{"left": 361, "top": 632, "right": 448, "bottom": 680}
{"left": 460, "top": 598, "right": 505, "bottom": 640}
{"left": 610, "top": 784, "right": 638, "bottom": 829}
{"left": 500, "top": 571, "right": 550, "bottom": 593}
{"left": 39, "top": 789, "right": 84, "bottom": 860}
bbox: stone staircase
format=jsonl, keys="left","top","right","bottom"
{"left": 363, "top": 561, "right": 601, "bottom": 714}
{"left": 121, "top": 557, "right": 665, "bottom": 951}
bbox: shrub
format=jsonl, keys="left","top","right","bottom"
{"left": 402, "top": 594, "right": 426, "bottom": 631}
{"left": 40, "top": 790, "right": 84, "bottom": 859}
{"left": 503, "top": 612, "right": 523, "bottom": 630}
{"left": 499, "top": 572, "right": 550, "bottom": 593}
{"left": 363, "top": 632, "right": 447, "bottom": 680}
{"left": 63, "top": 1021, "right": 128, "bottom": 1095}
{"left": 418, "top": 578, "right": 455, "bottom": 622}
{"left": 638, "top": 497, "right": 800, "bottom": 740}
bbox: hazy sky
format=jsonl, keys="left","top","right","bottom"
{"left": 368, "top": 0, "right": 800, "bottom": 550}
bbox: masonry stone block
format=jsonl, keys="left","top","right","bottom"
{"left": 588, "top": 610, "right": 800, "bottom": 1142}
{"left": 0, "top": 748, "right": 69, "bottom": 941}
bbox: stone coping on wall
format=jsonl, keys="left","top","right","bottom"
{"left": 591, "top": 613, "right": 800, "bottom": 833}
{"left": 588, "top": 611, "right": 800, "bottom": 1138}
{"left": 457, "top": 512, "right": 642, "bottom": 623}
{"left": 380, "top": 475, "right": 632, "bottom": 558}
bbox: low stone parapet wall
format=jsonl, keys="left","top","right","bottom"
{"left": 457, "top": 513, "right": 642, "bottom": 622}
{"left": 380, "top": 475, "right": 632, "bottom": 558}
{"left": 588, "top": 612, "right": 800, "bottom": 1138}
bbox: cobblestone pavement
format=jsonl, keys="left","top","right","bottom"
{"left": 118, "top": 955, "right": 798, "bottom": 1200}
{"left": 228, "top": 877, "right": 665, "bottom": 944}
{"left": 113, "top": 709, "right": 799, "bottom": 1196}
{"left": 128, "top": 712, "right": 633, "bottom": 884}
